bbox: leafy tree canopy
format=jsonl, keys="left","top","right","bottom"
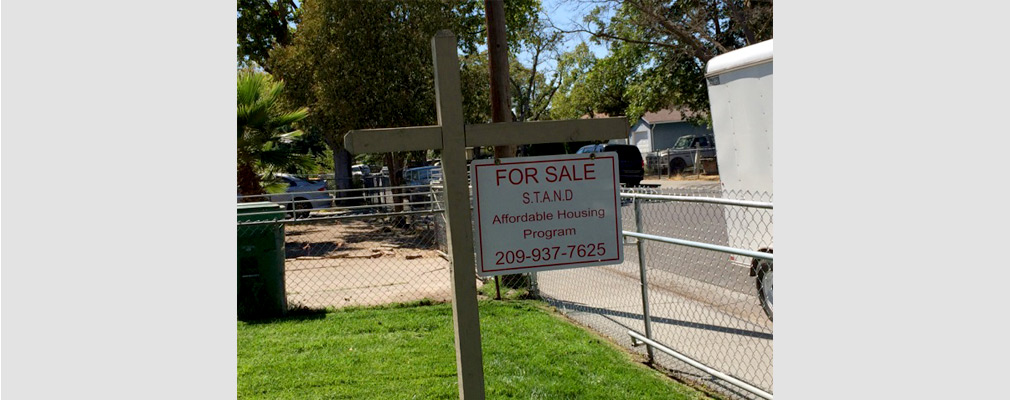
{"left": 237, "top": 0, "right": 300, "bottom": 70}
{"left": 267, "top": 0, "right": 539, "bottom": 186}
{"left": 556, "top": 0, "right": 772, "bottom": 125}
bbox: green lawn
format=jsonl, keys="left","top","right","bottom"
{"left": 238, "top": 300, "right": 711, "bottom": 399}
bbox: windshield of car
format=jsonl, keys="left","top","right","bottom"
{"left": 673, "top": 136, "right": 694, "bottom": 149}
{"left": 604, "top": 145, "right": 643, "bottom": 163}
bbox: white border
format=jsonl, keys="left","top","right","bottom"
{"left": 470, "top": 153, "right": 624, "bottom": 277}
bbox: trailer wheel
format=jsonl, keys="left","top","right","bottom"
{"left": 755, "top": 258, "right": 773, "bottom": 321}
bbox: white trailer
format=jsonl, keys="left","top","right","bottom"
{"left": 705, "top": 39, "right": 774, "bottom": 320}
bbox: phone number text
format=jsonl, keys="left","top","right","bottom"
{"left": 494, "top": 243, "right": 607, "bottom": 265}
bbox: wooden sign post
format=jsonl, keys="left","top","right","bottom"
{"left": 344, "top": 30, "right": 627, "bottom": 400}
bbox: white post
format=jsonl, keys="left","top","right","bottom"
{"left": 432, "top": 30, "right": 486, "bottom": 400}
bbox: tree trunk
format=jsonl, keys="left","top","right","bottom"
{"left": 388, "top": 152, "right": 404, "bottom": 213}
{"left": 327, "top": 137, "right": 355, "bottom": 205}
{"left": 237, "top": 163, "right": 264, "bottom": 200}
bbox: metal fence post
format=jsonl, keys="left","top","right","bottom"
{"left": 634, "top": 197, "right": 655, "bottom": 363}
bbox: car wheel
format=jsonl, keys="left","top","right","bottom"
{"left": 755, "top": 258, "right": 773, "bottom": 321}
{"left": 670, "top": 158, "right": 687, "bottom": 174}
{"left": 294, "top": 198, "right": 311, "bottom": 219}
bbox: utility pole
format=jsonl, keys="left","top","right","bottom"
{"left": 484, "top": 0, "right": 514, "bottom": 159}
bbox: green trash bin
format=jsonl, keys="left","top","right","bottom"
{"left": 237, "top": 202, "right": 287, "bottom": 319}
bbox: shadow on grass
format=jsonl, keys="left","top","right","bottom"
{"left": 336, "top": 298, "right": 448, "bottom": 313}
{"left": 238, "top": 298, "right": 451, "bottom": 325}
{"left": 477, "top": 277, "right": 539, "bottom": 301}
{"left": 239, "top": 302, "right": 328, "bottom": 325}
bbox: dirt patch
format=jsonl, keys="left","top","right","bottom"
{"left": 281, "top": 219, "right": 453, "bottom": 308}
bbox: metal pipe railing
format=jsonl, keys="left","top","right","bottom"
{"left": 236, "top": 208, "right": 441, "bottom": 226}
{"left": 244, "top": 191, "right": 433, "bottom": 207}
{"left": 235, "top": 199, "right": 440, "bottom": 219}
{"left": 236, "top": 183, "right": 437, "bottom": 199}
{"left": 628, "top": 330, "right": 773, "bottom": 400}
{"left": 623, "top": 231, "right": 773, "bottom": 261}
{"left": 621, "top": 192, "right": 773, "bottom": 209}
{"left": 633, "top": 197, "right": 655, "bottom": 363}
{"left": 621, "top": 191, "right": 773, "bottom": 398}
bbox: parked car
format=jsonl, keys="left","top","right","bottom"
{"left": 575, "top": 144, "right": 645, "bottom": 187}
{"left": 352, "top": 164, "right": 371, "bottom": 177}
{"left": 268, "top": 173, "right": 333, "bottom": 218}
{"left": 657, "top": 134, "right": 716, "bottom": 174}
{"left": 403, "top": 165, "right": 443, "bottom": 204}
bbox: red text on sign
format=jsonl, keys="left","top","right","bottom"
{"left": 495, "top": 162, "right": 596, "bottom": 186}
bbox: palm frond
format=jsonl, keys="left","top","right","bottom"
{"left": 277, "top": 129, "right": 305, "bottom": 143}
{"left": 237, "top": 70, "right": 266, "bottom": 106}
{"left": 271, "top": 107, "right": 309, "bottom": 128}
{"left": 237, "top": 69, "right": 313, "bottom": 195}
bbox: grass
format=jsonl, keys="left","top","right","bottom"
{"left": 238, "top": 300, "right": 711, "bottom": 399}
{"left": 476, "top": 276, "right": 532, "bottom": 300}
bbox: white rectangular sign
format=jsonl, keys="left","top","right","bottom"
{"left": 470, "top": 152, "right": 624, "bottom": 277}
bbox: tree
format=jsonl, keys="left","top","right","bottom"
{"left": 237, "top": 69, "right": 311, "bottom": 196}
{"left": 269, "top": 0, "right": 484, "bottom": 200}
{"left": 268, "top": 0, "right": 539, "bottom": 197}
{"left": 550, "top": 40, "right": 646, "bottom": 120}
{"left": 557, "top": 0, "right": 772, "bottom": 124}
{"left": 549, "top": 43, "right": 598, "bottom": 120}
{"left": 509, "top": 13, "right": 564, "bottom": 123}
{"left": 460, "top": 51, "right": 493, "bottom": 125}
{"left": 237, "top": 0, "right": 299, "bottom": 70}
{"left": 461, "top": 6, "right": 557, "bottom": 158}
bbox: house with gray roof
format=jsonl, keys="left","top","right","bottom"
{"left": 628, "top": 109, "right": 713, "bottom": 154}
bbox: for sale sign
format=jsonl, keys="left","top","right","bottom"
{"left": 470, "top": 153, "right": 624, "bottom": 277}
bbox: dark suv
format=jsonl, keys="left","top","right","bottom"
{"left": 576, "top": 144, "right": 645, "bottom": 187}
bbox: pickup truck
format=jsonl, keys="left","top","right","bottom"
{"left": 656, "top": 134, "right": 716, "bottom": 173}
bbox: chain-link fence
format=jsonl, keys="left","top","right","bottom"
{"left": 535, "top": 186, "right": 774, "bottom": 399}
{"left": 238, "top": 185, "right": 453, "bottom": 310}
{"left": 239, "top": 182, "right": 772, "bottom": 399}
{"left": 430, "top": 183, "right": 774, "bottom": 398}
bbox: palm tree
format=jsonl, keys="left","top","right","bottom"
{"left": 237, "top": 69, "right": 310, "bottom": 196}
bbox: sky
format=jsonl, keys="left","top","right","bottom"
{"left": 540, "top": 0, "right": 610, "bottom": 56}
{"left": 512, "top": 0, "right": 613, "bottom": 75}
{"left": 280, "top": 0, "right": 611, "bottom": 72}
